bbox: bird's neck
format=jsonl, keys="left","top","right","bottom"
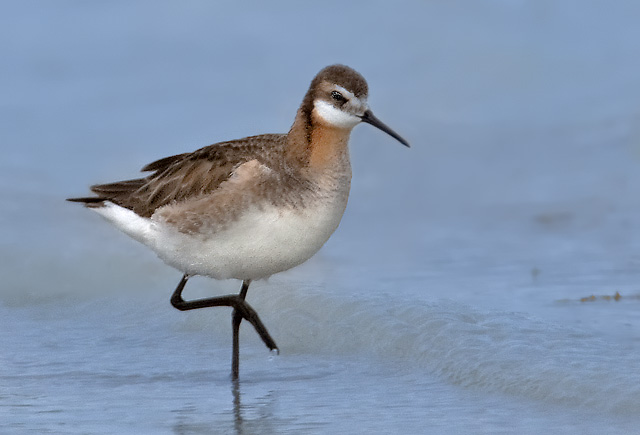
{"left": 286, "top": 107, "right": 352, "bottom": 172}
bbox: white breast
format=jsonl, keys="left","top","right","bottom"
{"left": 91, "top": 159, "right": 351, "bottom": 281}
{"left": 148, "top": 195, "right": 348, "bottom": 280}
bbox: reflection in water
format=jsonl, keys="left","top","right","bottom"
{"left": 231, "top": 378, "right": 282, "bottom": 434}
{"left": 232, "top": 378, "right": 244, "bottom": 435}
{"left": 169, "top": 376, "right": 281, "bottom": 435}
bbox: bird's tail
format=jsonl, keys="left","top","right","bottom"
{"left": 66, "top": 197, "right": 106, "bottom": 207}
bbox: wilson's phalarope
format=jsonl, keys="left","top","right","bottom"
{"left": 68, "top": 64, "right": 409, "bottom": 378}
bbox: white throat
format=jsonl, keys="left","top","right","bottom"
{"left": 313, "top": 100, "right": 361, "bottom": 129}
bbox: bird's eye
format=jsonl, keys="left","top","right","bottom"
{"left": 331, "top": 91, "right": 346, "bottom": 102}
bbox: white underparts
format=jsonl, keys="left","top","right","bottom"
{"left": 151, "top": 199, "right": 347, "bottom": 280}
{"left": 89, "top": 194, "right": 349, "bottom": 281}
{"left": 93, "top": 201, "right": 154, "bottom": 245}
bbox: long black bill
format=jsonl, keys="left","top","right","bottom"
{"left": 360, "top": 110, "right": 410, "bottom": 147}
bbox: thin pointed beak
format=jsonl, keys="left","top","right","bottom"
{"left": 360, "top": 110, "right": 410, "bottom": 147}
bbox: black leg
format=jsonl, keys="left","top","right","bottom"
{"left": 231, "top": 280, "right": 250, "bottom": 379}
{"left": 170, "top": 275, "right": 278, "bottom": 378}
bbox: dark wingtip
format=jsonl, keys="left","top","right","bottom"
{"left": 66, "top": 197, "right": 105, "bottom": 205}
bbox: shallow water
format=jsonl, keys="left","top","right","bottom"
{"left": 2, "top": 1, "right": 640, "bottom": 433}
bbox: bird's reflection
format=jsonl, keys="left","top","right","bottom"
{"left": 232, "top": 378, "right": 244, "bottom": 435}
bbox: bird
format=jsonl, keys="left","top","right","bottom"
{"left": 68, "top": 64, "right": 409, "bottom": 379}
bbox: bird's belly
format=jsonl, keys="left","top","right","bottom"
{"left": 150, "top": 197, "right": 348, "bottom": 280}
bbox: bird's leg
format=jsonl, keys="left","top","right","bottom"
{"left": 231, "top": 280, "right": 250, "bottom": 379}
{"left": 170, "top": 275, "right": 278, "bottom": 375}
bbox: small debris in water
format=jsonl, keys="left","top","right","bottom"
{"left": 580, "top": 292, "right": 622, "bottom": 303}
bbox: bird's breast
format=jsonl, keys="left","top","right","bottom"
{"left": 150, "top": 168, "right": 352, "bottom": 280}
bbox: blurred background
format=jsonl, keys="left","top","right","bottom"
{"left": 1, "top": 1, "right": 640, "bottom": 433}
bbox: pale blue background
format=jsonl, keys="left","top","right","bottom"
{"left": 2, "top": 1, "right": 640, "bottom": 433}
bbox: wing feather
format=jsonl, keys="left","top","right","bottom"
{"left": 74, "top": 134, "right": 286, "bottom": 217}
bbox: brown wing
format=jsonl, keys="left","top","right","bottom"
{"left": 76, "top": 134, "right": 287, "bottom": 217}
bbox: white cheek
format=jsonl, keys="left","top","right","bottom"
{"left": 314, "top": 100, "right": 361, "bottom": 129}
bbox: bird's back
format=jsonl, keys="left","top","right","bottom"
{"left": 75, "top": 134, "right": 289, "bottom": 217}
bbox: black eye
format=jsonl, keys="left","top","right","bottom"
{"left": 331, "top": 91, "right": 346, "bottom": 102}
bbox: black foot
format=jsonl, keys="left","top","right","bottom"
{"left": 170, "top": 275, "right": 279, "bottom": 379}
